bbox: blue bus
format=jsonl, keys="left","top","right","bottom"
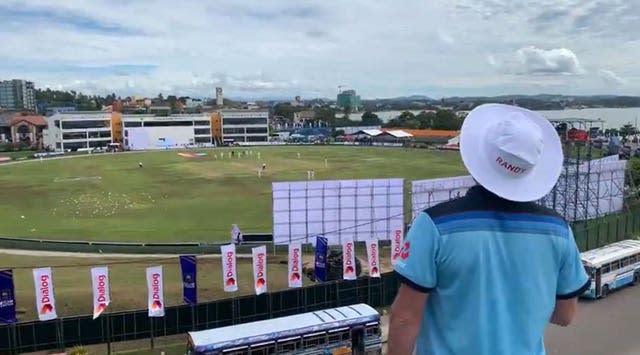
{"left": 186, "top": 303, "right": 383, "bottom": 354}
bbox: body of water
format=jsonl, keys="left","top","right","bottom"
{"left": 348, "top": 108, "right": 640, "bottom": 129}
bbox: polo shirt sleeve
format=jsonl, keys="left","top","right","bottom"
{"left": 556, "top": 228, "right": 590, "bottom": 299}
{"left": 393, "top": 211, "right": 440, "bottom": 293}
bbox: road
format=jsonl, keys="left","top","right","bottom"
{"left": 545, "top": 283, "right": 640, "bottom": 355}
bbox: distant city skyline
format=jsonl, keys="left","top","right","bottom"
{"left": 0, "top": 1, "right": 637, "bottom": 99}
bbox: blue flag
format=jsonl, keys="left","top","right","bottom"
{"left": 314, "top": 236, "right": 328, "bottom": 282}
{"left": 0, "top": 269, "right": 17, "bottom": 324}
{"left": 179, "top": 256, "right": 197, "bottom": 305}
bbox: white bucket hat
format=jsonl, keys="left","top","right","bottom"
{"left": 459, "top": 103, "right": 563, "bottom": 202}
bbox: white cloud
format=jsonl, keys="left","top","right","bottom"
{"left": 0, "top": 0, "right": 637, "bottom": 98}
{"left": 598, "top": 69, "right": 627, "bottom": 85}
{"left": 493, "top": 46, "right": 585, "bottom": 75}
{"left": 516, "top": 47, "right": 585, "bottom": 75}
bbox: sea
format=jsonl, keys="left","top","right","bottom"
{"left": 355, "top": 108, "right": 640, "bottom": 130}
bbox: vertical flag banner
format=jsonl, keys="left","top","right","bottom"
{"left": 366, "top": 240, "right": 381, "bottom": 278}
{"left": 221, "top": 244, "right": 238, "bottom": 292}
{"left": 288, "top": 242, "right": 303, "bottom": 288}
{"left": 252, "top": 246, "right": 268, "bottom": 295}
{"left": 91, "top": 266, "right": 110, "bottom": 320}
{"left": 33, "top": 267, "right": 57, "bottom": 321}
{"left": 314, "top": 236, "right": 328, "bottom": 282}
{"left": 0, "top": 269, "right": 17, "bottom": 324}
{"left": 179, "top": 255, "right": 197, "bottom": 305}
{"left": 342, "top": 238, "right": 357, "bottom": 280}
{"left": 391, "top": 228, "right": 404, "bottom": 265}
{"left": 146, "top": 266, "right": 165, "bottom": 317}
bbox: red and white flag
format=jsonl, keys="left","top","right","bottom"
{"left": 33, "top": 267, "right": 57, "bottom": 321}
{"left": 391, "top": 229, "right": 404, "bottom": 265}
{"left": 366, "top": 240, "right": 381, "bottom": 278}
{"left": 146, "top": 266, "right": 165, "bottom": 317}
{"left": 91, "top": 266, "right": 110, "bottom": 319}
{"left": 288, "top": 242, "right": 303, "bottom": 288}
{"left": 342, "top": 238, "right": 357, "bottom": 280}
{"left": 221, "top": 244, "right": 238, "bottom": 292}
{"left": 252, "top": 246, "right": 267, "bottom": 295}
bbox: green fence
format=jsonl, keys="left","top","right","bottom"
{"left": 572, "top": 206, "right": 640, "bottom": 251}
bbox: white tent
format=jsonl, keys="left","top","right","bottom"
{"left": 382, "top": 130, "right": 413, "bottom": 138}
{"left": 354, "top": 129, "right": 383, "bottom": 137}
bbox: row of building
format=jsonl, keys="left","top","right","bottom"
{"left": 0, "top": 110, "right": 270, "bottom": 151}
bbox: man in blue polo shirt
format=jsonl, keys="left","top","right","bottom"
{"left": 388, "top": 104, "right": 590, "bottom": 355}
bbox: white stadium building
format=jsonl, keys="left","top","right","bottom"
{"left": 42, "top": 110, "right": 270, "bottom": 151}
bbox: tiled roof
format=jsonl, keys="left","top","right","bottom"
{"left": 0, "top": 111, "right": 18, "bottom": 127}
{"left": 9, "top": 115, "right": 47, "bottom": 126}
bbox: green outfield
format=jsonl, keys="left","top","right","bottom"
{"left": 0, "top": 146, "right": 465, "bottom": 242}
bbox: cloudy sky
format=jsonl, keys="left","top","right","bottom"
{"left": 0, "top": 0, "right": 637, "bottom": 99}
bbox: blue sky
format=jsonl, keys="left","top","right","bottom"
{"left": 0, "top": 0, "right": 637, "bottom": 99}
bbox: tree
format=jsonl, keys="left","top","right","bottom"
{"left": 384, "top": 111, "right": 419, "bottom": 128}
{"left": 157, "top": 93, "right": 164, "bottom": 101}
{"left": 273, "top": 103, "right": 297, "bottom": 119}
{"left": 343, "top": 105, "right": 352, "bottom": 117}
{"left": 360, "top": 111, "right": 382, "bottom": 126}
{"left": 431, "top": 110, "right": 464, "bottom": 130}
{"left": 620, "top": 124, "right": 637, "bottom": 136}
{"left": 416, "top": 111, "right": 436, "bottom": 129}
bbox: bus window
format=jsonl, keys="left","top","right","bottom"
{"left": 302, "top": 333, "right": 327, "bottom": 348}
{"left": 250, "top": 341, "right": 276, "bottom": 355}
{"left": 328, "top": 331, "right": 345, "bottom": 344}
{"left": 630, "top": 255, "right": 637, "bottom": 264}
{"left": 602, "top": 264, "right": 610, "bottom": 273}
{"left": 276, "top": 338, "right": 300, "bottom": 353}
{"left": 622, "top": 257, "right": 630, "bottom": 267}
{"left": 611, "top": 260, "right": 620, "bottom": 271}
{"left": 328, "top": 328, "right": 350, "bottom": 344}
{"left": 366, "top": 325, "right": 381, "bottom": 338}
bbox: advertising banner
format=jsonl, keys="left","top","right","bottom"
{"left": 342, "top": 238, "right": 357, "bottom": 280}
{"left": 366, "top": 240, "right": 381, "bottom": 278}
{"left": 179, "top": 256, "right": 197, "bottom": 305}
{"left": 146, "top": 266, "right": 165, "bottom": 317}
{"left": 252, "top": 246, "right": 268, "bottom": 295}
{"left": 221, "top": 244, "right": 238, "bottom": 292}
{"left": 288, "top": 242, "right": 303, "bottom": 288}
{"left": 0, "top": 269, "right": 17, "bottom": 324}
{"left": 33, "top": 267, "right": 57, "bottom": 321}
{"left": 90, "top": 266, "right": 110, "bottom": 319}
{"left": 314, "top": 236, "right": 328, "bottom": 282}
{"left": 391, "top": 229, "right": 404, "bottom": 265}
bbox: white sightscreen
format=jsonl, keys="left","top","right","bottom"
{"left": 126, "top": 127, "right": 194, "bottom": 150}
{"left": 272, "top": 178, "right": 404, "bottom": 245}
{"left": 410, "top": 176, "right": 476, "bottom": 220}
{"left": 411, "top": 156, "right": 628, "bottom": 222}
